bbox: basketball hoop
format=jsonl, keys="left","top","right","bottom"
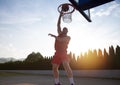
{"left": 58, "top": 3, "right": 75, "bottom": 23}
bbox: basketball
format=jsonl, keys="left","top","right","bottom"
{"left": 62, "top": 4, "right": 69, "bottom": 12}
{"left": 58, "top": 3, "right": 75, "bottom": 23}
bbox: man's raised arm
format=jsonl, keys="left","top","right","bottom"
{"left": 57, "top": 13, "right": 62, "bottom": 35}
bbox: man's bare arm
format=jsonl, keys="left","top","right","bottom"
{"left": 48, "top": 33, "right": 57, "bottom": 38}
{"left": 57, "top": 13, "right": 62, "bottom": 35}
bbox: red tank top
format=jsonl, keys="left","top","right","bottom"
{"left": 54, "top": 35, "right": 70, "bottom": 52}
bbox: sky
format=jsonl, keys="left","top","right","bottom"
{"left": 0, "top": 0, "right": 120, "bottom": 59}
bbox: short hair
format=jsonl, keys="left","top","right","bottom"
{"left": 63, "top": 27, "right": 68, "bottom": 32}
{"left": 62, "top": 27, "right": 68, "bottom": 34}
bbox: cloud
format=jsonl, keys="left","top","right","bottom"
{"left": 0, "top": 9, "right": 43, "bottom": 25}
{"left": 0, "top": 43, "right": 17, "bottom": 58}
{"left": 91, "top": 1, "right": 120, "bottom": 17}
{"left": 0, "top": 43, "right": 30, "bottom": 59}
{"left": 0, "top": 0, "right": 48, "bottom": 25}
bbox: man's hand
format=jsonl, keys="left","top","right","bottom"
{"left": 48, "top": 33, "right": 57, "bottom": 38}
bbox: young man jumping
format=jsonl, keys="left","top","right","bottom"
{"left": 48, "top": 13, "right": 75, "bottom": 85}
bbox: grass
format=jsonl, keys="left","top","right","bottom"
{"left": 0, "top": 71, "right": 52, "bottom": 77}
{"left": 0, "top": 72, "right": 33, "bottom": 76}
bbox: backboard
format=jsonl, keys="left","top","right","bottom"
{"left": 69, "top": 0, "right": 115, "bottom": 22}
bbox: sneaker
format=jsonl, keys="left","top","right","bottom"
{"left": 54, "top": 83, "right": 61, "bottom": 85}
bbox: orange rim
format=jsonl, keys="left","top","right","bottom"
{"left": 58, "top": 3, "right": 75, "bottom": 14}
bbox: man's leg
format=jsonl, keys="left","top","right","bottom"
{"left": 62, "top": 61, "right": 75, "bottom": 85}
{"left": 52, "top": 64, "right": 60, "bottom": 84}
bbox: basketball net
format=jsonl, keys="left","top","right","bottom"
{"left": 58, "top": 3, "right": 75, "bottom": 23}
{"left": 62, "top": 13, "right": 72, "bottom": 23}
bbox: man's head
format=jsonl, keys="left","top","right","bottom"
{"left": 62, "top": 27, "right": 68, "bottom": 35}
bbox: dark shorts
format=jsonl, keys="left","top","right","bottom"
{"left": 52, "top": 51, "right": 70, "bottom": 65}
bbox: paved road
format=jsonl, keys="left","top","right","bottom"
{"left": 0, "top": 75, "right": 120, "bottom": 85}
{"left": 1, "top": 70, "right": 120, "bottom": 78}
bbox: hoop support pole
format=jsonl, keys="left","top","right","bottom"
{"left": 69, "top": 0, "right": 92, "bottom": 22}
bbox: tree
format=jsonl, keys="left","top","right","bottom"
{"left": 108, "top": 45, "right": 115, "bottom": 69}
{"left": 115, "top": 45, "right": 120, "bottom": 69}
{"left": 98, "top": 49, "right": 103, "bottom": 57}
{"left": 103, "top": 48, "right": 109, "bottom": 69}
{"left": 25, "top": 52, "right": 43, "bottom": 62}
